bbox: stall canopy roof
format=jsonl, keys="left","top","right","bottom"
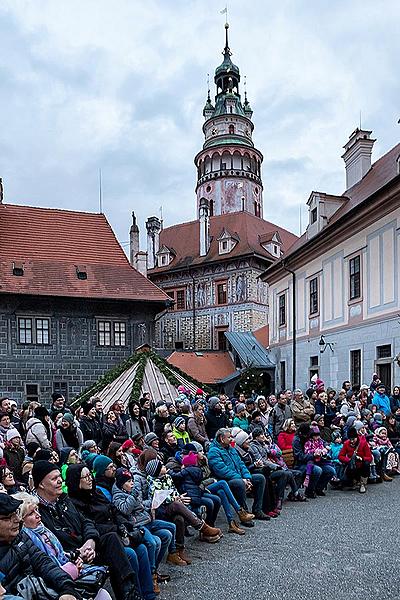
{"left": 225, "top": 331, "right": 275, "bottom": 369}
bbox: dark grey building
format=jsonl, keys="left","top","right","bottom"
{"left": 0, "top": 201, "right": 169, "bottom": 403}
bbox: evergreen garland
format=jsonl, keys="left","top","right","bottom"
{"left": 74, "top": 348, "right": 212, "bottom": 407}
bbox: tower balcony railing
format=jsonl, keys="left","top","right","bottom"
{"left": 196, "top": 168, "right": 262, "bottom": 188}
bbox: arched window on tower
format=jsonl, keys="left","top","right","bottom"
{"left": 229, "top": 124, "right": 235, "bottom": 134}
{"left": 209, "top": 199, "right": 214, "bottom": 216}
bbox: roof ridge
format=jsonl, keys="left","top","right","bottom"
{"left": 1, "top": 203, "right": 106, "bottom": 218}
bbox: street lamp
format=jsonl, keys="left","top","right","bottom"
{"left": 319, "top": 335, "right": 334, "bottom": 354}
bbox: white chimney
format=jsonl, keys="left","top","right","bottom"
{"left": 199, "top": 197, "right": 210, "bottom": 257}
{"left": 136, "top": 251, "right": 148, "bottom": 277}
{"left": 146, "top": 216, "right": 161, "bottom": 269}
{"left": 129, "top": 212, "right": 140, "bottom": 267}
{"left": 342, "top": 128, "right": 376, "bottom": 189}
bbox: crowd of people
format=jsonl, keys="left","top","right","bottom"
{"left": 0, "top": 372, "right": 399, "bottom": 599}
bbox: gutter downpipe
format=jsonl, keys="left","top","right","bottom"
{"left": 282, "top": 259, "right": 296, "bottom": 390}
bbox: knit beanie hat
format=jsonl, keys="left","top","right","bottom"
{"left": 232, "top": 428, "right": 250, "bottom": 447}
{"left": 310, "top": 426, "right": 320, "bottom": 435}
{"left": 251, "top": 426, "right": 265, "bottom": 439}
{"left": 61, "top": 413, "right": 74, "bottom": 425}
{"left": 314, "top": 414, "right": 323, "bottom": 423}
{"left": 354, "top": 420, "right": 365, "bottom": 432}
{"left": 81, "top": 440, "right": 97, "bottom": 451}
{"left": 182, "top": 452, "right": 198, "bottom": 467}
{"left": 208, "top": 397, "right": 220, "bottom": 410}
{"left": 235, "top": 403, "right": 246, "bottom": 414}
{"left": 34, "top": 450, "right": 52, "bottom": 462}
{"left": 32, "top": 460, "right": 60, "bottom": 489}
{"left": 115, "top": 467, "right": 133, "bottom": 489}
{"left": 374, "top": 413, "right": 383, "bottom": 423}
{"left": 190, "top": 441, "right": 204, "bottom": 453}
{"left": 182, "top": 443, "right": 197, "bottom": 455}
{"left": 145, "top": 458, "right": 163, "bottom": 478}
{"left": 5, "top": 428, "right": 21, "bottom": 442}
{"left": 60, "top": 447, "right": 74, "bottom": 465}
{"left": 144, "top": 432, "right": 159, "bottom": 446}
{"left": 332, "top": 431, "right": 342, "bottom": 442}
{"left": 375, "top": 427, "right": 387, "bottom": 437}
{"left": 82, "top": 451, "right": 98, "bottom": 469}
{"left": 34, "top": 406, "right": 49, "bottom": 419}
{"left": 93, "top": 454, "right": 113, "bottom": 476}
{"left": 121, "top": 439, "right": 135, "bottom": 451}
{"left": 81, "top": 401, "right": 94, "bottom": 416}
{"left": 173, "top": 416, "right": 185, "bottom": 429}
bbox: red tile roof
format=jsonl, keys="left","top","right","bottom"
{"left": 167, "top": 351, "right": 235, "bottom": 384}
{"left": 149, "top": 211, "right": 298, "bottom": 274}
{"left": 253, "top": 325, "right": 269, "bottom": 348}
{"left": 0, "top": 203, "right": 168, "bottom": 302}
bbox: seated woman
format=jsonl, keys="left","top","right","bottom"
{"left": 277, "top": 419, "right": 296, "bottom": 468}
{"left": 338, "top": 426, "right": 372, "bottom": 493}
{"left": 373, "top": 426, "right": 400, "bottom": 476}
{"left": 14, "top": 491, "right": 111, "bottom": 600}
{"left": 112, "top": 467, "right": 176, "bottom": 587}
{"left": 65, "top": 462, "right": 157, "bottom": 600}
{"left": 0, "top": 466, "right": 25, "bottom": 495}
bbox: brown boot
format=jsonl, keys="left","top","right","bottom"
{"left": 200, "top": 522, "right": 222, "bottom": 538}
{"left": 167, "top": 551, "right": 187, "bottom": 566}
{"left": 382, "top": 472, "right": 393, "bottom": 482}
{"left": 238, "top": 507, "right": 255, "bottom": 523}
{"left": 178, "top": 548, "right": 192, "bottom": 565}
{"left": 152, "top": 574, "right": 160, "bottom": 595}
{"left": 228, "top": 520, "right": 245, "bottom": 535}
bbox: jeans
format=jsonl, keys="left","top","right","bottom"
{"left": 190, "top": 493, "right": 221, "bottom": 525}
{"left": 141, "top": 527, "right": 161, "bottom": 573}
{"left": 297, "top": 462, "right": 336, "bottom": 492}
{"left": 125, "top": 544, "right": 155, "bottom": 600}
{"left": 207, "top": 479, "right": 241, "bottom": 523}
{"left": 146, "top": 519, "right": 176, "bottom": 556}
{"left": 228, "top": 473, "right": 266, "bottom": 513}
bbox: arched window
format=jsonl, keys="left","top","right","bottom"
{"left": 209, "top": 199, "right": 214, "bottom": 216}
{"left": 229, "top": 124, "right": 235, "bottom": 134}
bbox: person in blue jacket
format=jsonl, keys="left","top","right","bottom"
{"left": 207, "top": 428, "right": 269, "bottom": 520}
{"left": 372, "top": 384, "right": 391, "bottom": 416}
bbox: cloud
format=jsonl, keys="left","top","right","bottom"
{"left": 0, "top": 0, "right": 399, "bottom": 249}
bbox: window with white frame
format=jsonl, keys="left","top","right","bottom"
{"left": 18, "top": 317, "right": 50, "bottom": 345}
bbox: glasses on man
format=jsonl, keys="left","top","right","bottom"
{"left": 105, "top": 464, "right": 116, "bottom": 472}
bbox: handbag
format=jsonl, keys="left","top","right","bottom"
{"left": 74, "top": 567, "right": 108, "bottom": 597}
{"left": 16, "top": 575, "right": 58, "bottom": 600}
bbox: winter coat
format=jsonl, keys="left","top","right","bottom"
{"left": 112, "top": 483, "right": 151, "bottom": 526}
{"left": 55, "top": 425, "right": 83, "bottom": 451}
{"left": 338, "top": 436, "right": 372, "bottom": 464}
{"left": 126, "top": 417, "right": 150, "bottom": 439}
{"left": 69, "top": 487, "right": 129, "bottom": 536}
{"left": 291, "top": 398, "right": 315, "bottom": 424}
{"left": 0, "top": 531, "right": 80, "bottom": 598}
{"left": 25, "top": 417, "right": 51, "bottom": 449}
{"left": 277, "top": 431, "right": 295, "bottom": 450}
{"left": 390, "top": 394, "right": 400, "bottom": 413}
{"left": 330, "top": 442, "right": 343, "bottom": 462}
{"left": 232, "top": 416, "right": 250, "bottom": 432}
{"left": 132, "top": 468, "right": 152, "bottom": 510}
{"left": 187, "top": 416, "right": 209, "bottom": 446}
{"left": 160, "top": 441, "right": 179, "bottom": 462}
{"left": 314, "top": 399, "right": 328, "bottom": 417}
{"left": 153, "top": 415, "right": 171, "bottom": 439}
{"left": 292, "top": 434, "right": 316, "bottom": 466}
{"left": 248, "top": 439, "right": 280, "bottom": 470}
{"left": 173, "top": 465, "right": 204, "bottom": 504}
{"left": 372, "top": 391, "right": 391, "bottom": 416}
{"left": 270, "top": 404, "right": 292, "bottom": 439}
{"left": 205, "top": 409, "right": 227, "bottom": 440}
{"left": 207, "top": 439, "right": 251, "bottom": 481}
{"left": 3, "top": 446, "right": 25, "bottom": 480}
{"left": 38, "top": 493, "right": 100, "bottom": 552}
{"left": 172, "top": 426, "right": 190, "bottom": 449}
{"left": 79, "top": 416, "right": 103, "bottom": 445}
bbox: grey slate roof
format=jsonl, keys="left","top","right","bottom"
{"left": 224, "top": 331, "right": 275, "bottom": 369}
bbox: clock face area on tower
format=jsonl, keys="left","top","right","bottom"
{"left": 195, "top": 23, "right": 263, "bottom": 220}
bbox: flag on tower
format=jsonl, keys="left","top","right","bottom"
{"left": 220, "top": 7, "right": 227, "bottom": 14}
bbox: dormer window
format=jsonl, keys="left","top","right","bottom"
{"left": 157, "top": 245, "right": 174, "bottom": 267}
{"left": 12, "top": 262, "right": 24, "bottom": 277}
{"left": 259, "top": 231, "right": 282, "bottom": 258}
{"left": 76, "top": 265, "right": 87, "bottom": 280}
{"left": 217, "top": 228, "right": 238, "bottom": 255}
{"left": 160, "top": 254, "right": 169, "bottom": 266}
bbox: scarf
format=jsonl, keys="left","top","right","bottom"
{"left": 23, "top": 524, "right": 68, "bottom": 566}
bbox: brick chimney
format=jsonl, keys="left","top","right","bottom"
{"left": 199, "top": 197, "right": 210, "bottom": 257}
{"left": 342, "top": 128, "right": 375, "bottom": 189}
{"left": 146, "top": 216, "right": 161, "bottom": 270}
{"left": 129, "top": 212, "right": 140, "bottom": 267}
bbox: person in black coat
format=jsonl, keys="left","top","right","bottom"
{"left": 205, "top": 397, "right": 227, "bottom": 440}
{"left": 79, "top": 401, "right": 104, "bottom": 447}
{"left": 0, "top": 494, "right": 79, "bottom": 600}
{"left": 32, "top": 460, "right": 140, "bottom": 600}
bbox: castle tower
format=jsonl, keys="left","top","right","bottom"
{"left": 194, "top": 23, "right": 264, "bottom": 218}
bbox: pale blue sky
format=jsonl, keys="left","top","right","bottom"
{"left": 1, "top": 0, "right": 399, "bottom": 250}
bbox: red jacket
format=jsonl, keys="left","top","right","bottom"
{"left": 339, "top": 436, "right": 372, "bottom": 464}
{"left": 277, "top": 431, "right": 295, "bottom": 451}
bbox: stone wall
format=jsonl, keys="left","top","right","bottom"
{"left": 0, "top": 295, "right": 160, "bottom": 403}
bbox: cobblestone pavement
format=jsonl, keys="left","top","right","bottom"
{"left": 159, "top": 478, "right": 400, "bottom": 600}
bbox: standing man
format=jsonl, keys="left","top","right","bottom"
{"left": 270, "top": 392, "right": 292, "bottom": 440}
